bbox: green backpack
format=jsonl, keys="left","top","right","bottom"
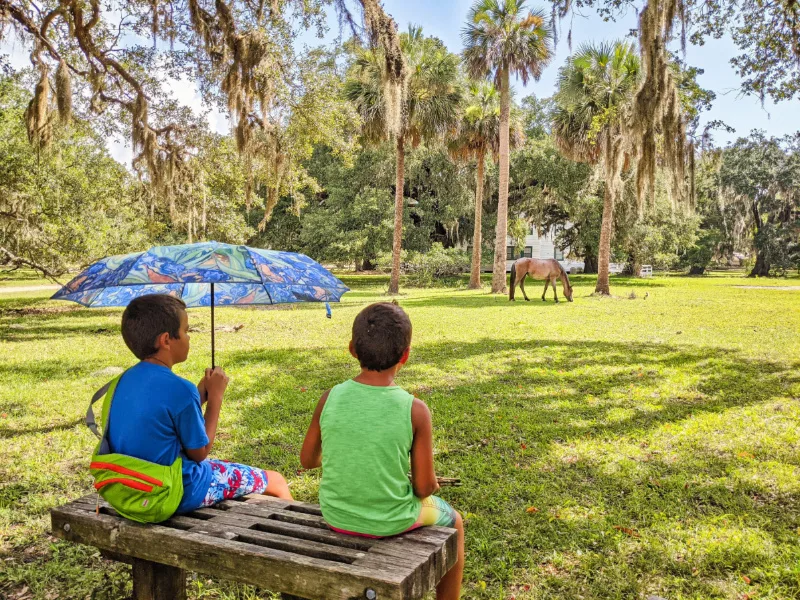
{"left": 86, "top": 372, "right": 184, "bottom": 523}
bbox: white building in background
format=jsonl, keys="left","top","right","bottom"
{"left": 472, "top": 223, "right": 585, "bottom": 273}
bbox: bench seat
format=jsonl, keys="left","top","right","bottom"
{"left": 51, "top": 494, "right": 458, "bottom": 600}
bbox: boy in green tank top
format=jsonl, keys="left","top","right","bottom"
{"left": 301, "top": 302, "right": 464, "bottom": 600}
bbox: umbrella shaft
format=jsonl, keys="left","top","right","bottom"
{"left": 211, "top": 283, "right": 215, "bottom": 369}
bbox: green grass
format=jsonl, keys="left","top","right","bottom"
{"left": 1, "top": 271, "right": 799, "bottom": 599}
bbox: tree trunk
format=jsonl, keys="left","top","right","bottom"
{"left": 188, "top": 204, "right": 193, "bottom": 243}
{"left": 748, "top": 201, "right": 770, "bottom": 276}
{"left": 689, "top": 265, "right": 705, "bottom": 275}
{"left": 491, "top": 67, "right": 511, "bottom": 294}
{"left": 583, "top": 253, "right": 598, "bottom": 274}
{"left": 201, "top": 173, "right": 207, "bottom": 239}
{"left": 469, "top": 148, "right": 486, "bottom": 289}
{"left": 750, "top": 252, "right": 770, "bottom": 277}
{"left": 595, "top": 183, "right": 614, "bottom": 295}
{"left": 389, "top": 134, "right": 405, "bottom": 294}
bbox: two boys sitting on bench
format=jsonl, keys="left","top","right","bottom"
{"left": 93, "top": 295, "right": 464, "bottom": 599}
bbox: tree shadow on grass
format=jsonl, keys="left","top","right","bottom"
{"left": 4, "top": 335, "right": 797, "bottom": 599}
{"left": 0, "top": 295, "right": 123, "bottom": 341}
{"left": 211, "top": 337, "right": 797, "bottom": 597}
{"left": 0, "top": 356, "right": 112, "bottom": 382}
{"left": 218, "top": 337, "right": 794, "bottom": 467}
{"left": 0, "top": 417, "right": 83, "bottom": 440}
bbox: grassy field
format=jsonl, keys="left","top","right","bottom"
{"left": 1, "top": 270, "right": 799, "bottom": 599}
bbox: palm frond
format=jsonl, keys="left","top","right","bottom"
{"left": 462, "top": 1, "right": 554, "bottom": 86}
{"left": 344, "top": 26, "right": 462, "bottom": 146}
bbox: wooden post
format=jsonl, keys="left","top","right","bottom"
{"left": 132, "top": 558, "right": 186, "bottom": 600}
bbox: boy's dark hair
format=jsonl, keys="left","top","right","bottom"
{"left": 121, "top": 294, "right": 187, "bottom": 360}
{"left": 352, "top": 302, "right": 412, "bottom": 371}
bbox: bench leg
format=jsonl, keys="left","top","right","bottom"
{"left": 132, "top": 558, "right": 186, "bottom": 600}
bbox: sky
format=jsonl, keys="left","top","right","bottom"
{"left": 358, "top": 0, "right": 800, "bottom": 145}
{"left": 3, "top": 0, "right": 799, "bottom": 167}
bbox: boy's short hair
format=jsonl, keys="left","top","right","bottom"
{"left": 121, "top": 294, "right": 187, "bottom": 360}
{"left": 352, "top": 302, "right": 412, "bottom": 371}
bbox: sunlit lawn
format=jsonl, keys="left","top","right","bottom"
{"left": 1, "top": 270, "right": 799, "bottom": 599}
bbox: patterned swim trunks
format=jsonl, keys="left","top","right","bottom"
{"left": 414, "top": 495, "right": 458, "bottom": 528}
{"left": 200, "top": 458, "right": 269, "bottom": 507}
{"left": 329, "top": 496, "right": 458, "bottom": 538}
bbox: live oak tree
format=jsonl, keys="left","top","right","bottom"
{"left": 0, "top": 0, "right": 404, "bottom": 229}
{"left": 718, "top": 132, "right": 800, "bottom": 276}
{"left": 0, "top": 68, "right": 147, "bottom": 277}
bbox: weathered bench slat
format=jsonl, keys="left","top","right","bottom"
{"left": 68, "top": 501, "right": 400, "bottom": 565}
{"left": 69, "top": 497, "right": 444, "bottom": 565}
{"left": 198, "top": 504, "right": 330, "bottom": 529}
{"left": 69, "top": 496, "right": 454, "bottom": 562}
{"left": 52, "top": 495, "right": 458, "bottom": 600}
{"left": 184, "top": 514, "right": 369, "bottom": 563}
{"left": 191, "top": 514, "right": 446, "bottom": 593}
{"left": 202, "top": 506, "right": 449, "bottom": 563}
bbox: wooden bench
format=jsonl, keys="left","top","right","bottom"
{"left": 51, "top": 495, "right": 458, "bottom": 600}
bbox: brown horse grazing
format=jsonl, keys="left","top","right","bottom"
{"left": 509, "top": 258, "right": 573, "bottom": 302}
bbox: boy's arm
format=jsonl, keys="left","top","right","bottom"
{"left": 185, "top": 368, "right": 227, "bottom": 462}
{"left": 300, "top": 390, "right": 329, "bottom": 469}
{"left": 410, "top": 398, "right": 439, "bottom": 499}
{"left": 185, "top": 396, "right": 222, "bottom": 462}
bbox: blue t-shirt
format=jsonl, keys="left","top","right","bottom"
{"left": 106, "top": 362, "right": 212, "bottom": 513}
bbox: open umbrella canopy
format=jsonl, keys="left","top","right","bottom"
{"left": 52, "top": 242, "right": 349, "bottom": 307}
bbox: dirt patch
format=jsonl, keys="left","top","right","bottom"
{"left": 0, "top": 285, "right": 59, "bottom": 294}
{"left": 0, "top": 306, "right": 81, "bottom": 316}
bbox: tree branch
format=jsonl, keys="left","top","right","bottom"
{"left": 0, "top": 0, "right": 88, "bottom": 76}
{"left": 0, "top": 245, "right": 65, "bottom": 285}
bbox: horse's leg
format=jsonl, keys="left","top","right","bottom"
{"left": 552, "top": 277, "right": 559, "bottom": 303}
{"left": 541, "top": 278, "right": 549, "bottom": 301}
{"left": 520, "top": 274, "right": 530, "bottom": 301}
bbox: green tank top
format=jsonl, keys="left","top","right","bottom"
{"left": 319, "top": 379, "right": 421, "bottom": 536}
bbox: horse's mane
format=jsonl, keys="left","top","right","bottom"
{"left": 557, "top": 262, "right": 572, "bottom": 290}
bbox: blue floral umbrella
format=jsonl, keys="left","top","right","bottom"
{"left": 52, "top": 241, "right": 349, "bottom": 366}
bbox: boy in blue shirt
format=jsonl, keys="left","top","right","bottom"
{"left": 109, "top": 294, "right": 292, "bottom": 514}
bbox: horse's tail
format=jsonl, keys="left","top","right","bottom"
{"left": 509, "top": 260, "right": 517, "bottom": 300}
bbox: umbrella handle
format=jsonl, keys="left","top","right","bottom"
{"left": 211, "top": 282, "right": 215, "bottom": 369}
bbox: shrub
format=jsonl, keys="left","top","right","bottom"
{"left": 375, "top": 244, "right": 470, "bottom": 287}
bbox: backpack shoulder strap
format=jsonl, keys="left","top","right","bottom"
{"left": 86, "top": 374, "right": 124, "bottom": 440}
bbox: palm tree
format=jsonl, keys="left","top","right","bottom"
{"left": 344, "top": 26, "right": 462, "bottom": 294}
{"left": 552, "top": 41, "right": 641, "bottom": 295}
{"left": 463, "top": 0, "right": 553, "bottom": 294}
{"left": 449, "top": 81, "right": 523, "bottom": 289}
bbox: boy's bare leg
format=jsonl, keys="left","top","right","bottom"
{"left": 436, "top": 511, "right": 464, "bottom": 600}
{"left": 263, "top": 470, "right": 293, "bottom": 500}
